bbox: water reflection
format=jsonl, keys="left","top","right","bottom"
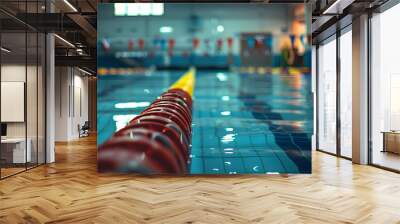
{"left": 191, "top": 71, "right": 312, "bottom": 174}
{"left": 98, "top": 70, "right": 313, "bottom": 174}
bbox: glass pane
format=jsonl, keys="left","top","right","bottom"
{"left": 317, "top": 38, "right": 337, "bottom": 154}
{"left": 27, "top": 0, "right": 40, "bottom": 169}
{"left": 27, "top": 31, "right": 38, "bottom": 169}
{"left": 0, "top": 1, "right": 46, "bottom": 178}
{"left": 38, "top": 32, "right": 45, "bottom": 165}
{"left": 371, "top": 4, "right": 400, "bottom": 171}
{"left": 340, "top": 29, "right": 352, "bottom": 158}
{"left": 1, "top": 30, "right": 27, "bottom": 177}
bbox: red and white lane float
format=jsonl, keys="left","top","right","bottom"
{"left": 98, "top": 68, "right": 195, "bottom": 174}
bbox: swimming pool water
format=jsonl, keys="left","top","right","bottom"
{"left": 98, "top": 70, "right": 313, "bottom": 174}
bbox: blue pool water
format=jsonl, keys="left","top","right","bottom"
{"left": 98, "top": 70, "right": 313, "bottom": 174}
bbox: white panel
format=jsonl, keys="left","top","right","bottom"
{"left": 1, "top": 82, "right": 25, "bottom": 122}
{"left": 75, "top": 87, "right": 81, "bottom": 118}
{"left": 340, "top": 30, "right": 352, "bottom": 158}
{"left": 46, "top": 31, "right": 56, "bottom": 163}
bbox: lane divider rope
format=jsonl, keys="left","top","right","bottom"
{"left": 98, "top": 68, "right": 196, "bottom": 174}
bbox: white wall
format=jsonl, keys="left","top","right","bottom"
{"left": 72, "top": 73, "right": 89, "bottom": 138}
{"left": 1, "top": 65, "right": 26, "bottom": 139}
{"left": 55, "top": 67, "right": 89, "bottom": 141}
{"left": 1, "top": 65, "right": 41, "bottom": 137}
{"left": 55, "top": 67, "right": 69, "bottom": 141}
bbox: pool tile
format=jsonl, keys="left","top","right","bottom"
{"left": 254, "top": 148, "right": 277, "bottom": 157}
{"left": 221, "top": 147, "right": 241, "bottom": 158}
{"left": 274, "top": 153, "right": 299, "bottom": 173}
{"left": 238, "top": 148, "right": 259, "bottom": 157}
{"left": 243, "top": 157, "right": 265, "bottom": 173}
{"left": 250, "top": 134, "right": 267, "bottom": 146}
{"left": 260, "top": 156, "right": 286, "bottom": 173}
{"left": 202, "top": 147, "right": 222, "bottom": 157}
{"left": 202, "top": 134, "right": 219, "bottom": 148}
{"left": 234, "top": 135, "right": 251, "bottom": 147}
{"left": 223, "top": 158, "right": 245, "bottom": 174}
{"left": 190, "top": 146, "right": 202, "bottom": 157}
{"left": 190, "top": 157, "right": 204, "bottom": 174}
{"left": 204, "top": 158, "right": 225, "bottom": 174}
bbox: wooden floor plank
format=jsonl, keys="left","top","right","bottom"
{"left": 1, "top": 135, "right": 400, "bottom": 224}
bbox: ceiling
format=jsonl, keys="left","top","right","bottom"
{"left": 311, "top": 0, "right": 390, "bottom": 44}
{"left": 6, "top": 0, "right": 375, "bottom": 72}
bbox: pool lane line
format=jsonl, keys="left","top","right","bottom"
{"left": 169, "top": 67, "right": 196, "bottom": 97}
{"left": 98, "top": 68, "right": 197, "bottom": 174}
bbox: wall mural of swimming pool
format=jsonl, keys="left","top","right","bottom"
{"left": 97, "top": 3, "right": 312, "bottom": 174}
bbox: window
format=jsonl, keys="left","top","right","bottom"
{"left": 370, "top": 3, "right": 400, "bottom": 171}
{"left": 114, "top": 3, "right": 164, "bottom": 16}
{"left": 317, "top": 36, "right": 337, "bottom": 154}
{"left": 339, "top": 28, "right": 352, "bottom": 158}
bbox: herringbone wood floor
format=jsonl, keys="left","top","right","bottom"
{"left": 1, "top": 135, "right": 400, "bottom": 224}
